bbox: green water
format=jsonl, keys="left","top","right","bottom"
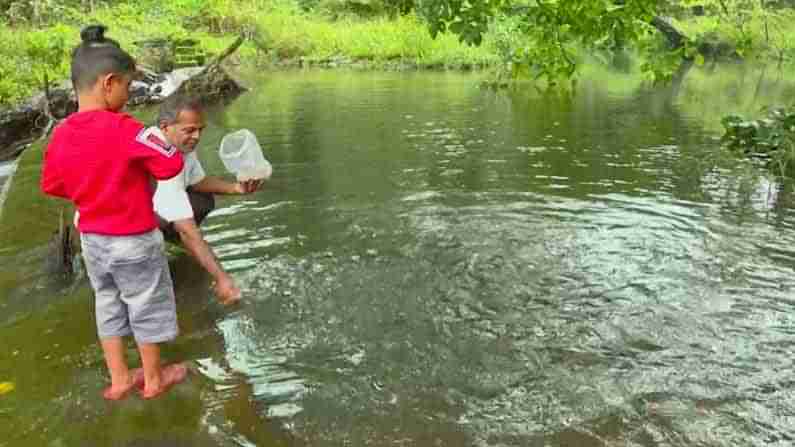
{"left": 2, "top": 66, "right": 795, "bottom": 446}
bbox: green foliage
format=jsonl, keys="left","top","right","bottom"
{"left": 0, "top": 24, "right": 74, "bottom": 104}
{"left": 672, "top": 0, "right": 795, "bottom": 62}
{"left": 419, "top": 0, "right": 662, "bottom": 82}
{"left": 419, "top": 0, "right": 795, "bottom": 83}
{"left": 419, "top": 0, "right": 504, "bottom": 46}
{"left": 0, "top": 0, "right": 499, "bottom": 106}
{"left": 250, "top": 8, "right": 496, "bottom": 66}
{"left": 2, "top": 0, "right": 792, "bottom": 106}
{"left": 0, "top": 0, "right": 238, "bottom": 106}
{"left": 298, "top": 0, "right": 415, "bottom": 18}
{"left": 2, "top": 0, "right": 70, "bottom": 25}
{"left": 722, "top": 107, "right": 795, "bottom": 177}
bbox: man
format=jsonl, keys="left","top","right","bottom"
{"left": 152, "top": 95, "right": 262, "bottom": 304}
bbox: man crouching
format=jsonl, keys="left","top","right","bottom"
{"left": 152, "top": 95, "right": 262, "bottom": 304}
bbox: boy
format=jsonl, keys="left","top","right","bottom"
{"left": 41, "top": 25, "right": 187, "bottom": 400}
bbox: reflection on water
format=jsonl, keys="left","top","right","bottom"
{"left": 0, "top": 160, "right": 15, "bottom": 208}
{"left": 3, "top": 67, "right": 795, "bottom": 446}
{"left": 0, "top": 160, "right": 14, "bottom": 181}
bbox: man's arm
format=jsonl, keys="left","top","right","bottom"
{"left": 191, "top": 176, "right": 261, "bottom": 195}
{"left": 173, "top": 218, "right": 240, "bottom": 304}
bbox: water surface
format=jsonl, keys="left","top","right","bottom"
{"left": 2, "top": 67, "right": 795, "bottom": 446}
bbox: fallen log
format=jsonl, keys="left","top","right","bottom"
{"left": 170, "top": 36, "right": 246, "bottom": 101}
{"left": 650, "top": 16, "right": 688, "bottom": 50}
{"left": 0, "top": 106, "right": 44, "bottom": 162}
{"left": 650, "top": 15, "right": 739, "bottom": 60}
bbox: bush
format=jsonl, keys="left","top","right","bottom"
{"left": 0, "top": 24, "right": 75, "bottom": 105}
{"left": 301, "top": 0, "right": 414, "bottom": 18}
{"left": 722, "top": 107, "right": 795, "bottom": 177}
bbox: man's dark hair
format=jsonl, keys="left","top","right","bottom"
{"left": 71, "top": 25, "right": 136, "bottom": 92}
{"left": 157, "top": 95, "right": 205, "bottom": 126}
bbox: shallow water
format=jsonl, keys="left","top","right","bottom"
{"left": 0, "top": 160, "right": 14, "bottom": 189}
{"left": 2, "top": 67, "right": 795, "bottom": 446}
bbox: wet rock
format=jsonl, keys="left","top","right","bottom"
{"left": 0, "top": 104, "right": 43, "bottom": 161}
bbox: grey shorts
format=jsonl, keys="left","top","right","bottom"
{"left": 80, "top": 230, "right": 178, "bottom": 344}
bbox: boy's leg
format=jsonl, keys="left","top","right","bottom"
{"left": 101, "top": 337, "right": 130, "bottom": 385}
{"left": 81, "top": 233, "right": 143, "bottom": 399}
{"left": 138, "top": 342, "right": 187, "bottom": 399}
{"left": 111, "top": 230, "right": 185, "bottom": 397}
{"left": 138, "top": 342, "right": 161, "bottom": 392}
{"left": 100, "top": 337, "right": 145, "bottom": 399}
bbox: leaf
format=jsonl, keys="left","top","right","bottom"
{"left": 0, "top": 382, "right": 14, "bottom": 395}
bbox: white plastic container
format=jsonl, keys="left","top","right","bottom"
{"left": 219, "top": 129, "right": 273, "bottom": 181}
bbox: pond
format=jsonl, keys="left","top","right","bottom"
{"left": 0, "top": 160, "right": 15, "bottom": 191}
{"left": 1, "top": 66, "right": 795, "bottom": 446}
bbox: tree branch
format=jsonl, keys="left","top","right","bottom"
{"left": 650, "top": 16, "right": 688, "bottom": 50}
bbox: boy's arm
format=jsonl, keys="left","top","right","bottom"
{"left": 122, "top": 120, "right": 184, "bottom": 180}
{"left": 40, "top": 144, "right": 69, "bottom": 199}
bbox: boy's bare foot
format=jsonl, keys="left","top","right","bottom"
{"left": 103, "top": 368, "right": 145, "bottom": 401}
{"left": 139, "top": 363, "right": 188, "bottom": 400}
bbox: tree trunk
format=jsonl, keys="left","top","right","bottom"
{"left": 650, "top": 16, "right": 689, "bottom": 50}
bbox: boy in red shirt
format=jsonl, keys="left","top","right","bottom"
{"left": 41, "top": 25, "right": 187, "bottom": 400}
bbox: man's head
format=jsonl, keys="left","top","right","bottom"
{"left": 157, "top": 95, "right": 206, "bottom": 153}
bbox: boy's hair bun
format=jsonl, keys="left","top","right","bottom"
{"left": 71, "top": 23, "right": 134, "bottom": 92}
{"left": 80, "top": 25, "right": 107, "bottom": 44}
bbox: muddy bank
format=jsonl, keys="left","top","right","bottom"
{"left": 265, "top": 54, "right": 488, "bottom": 71}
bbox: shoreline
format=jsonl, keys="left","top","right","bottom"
{"left": 0, "top": 159, "right": 16, "bottom": 222}
{"left": 0, "top": 58, "right": 490, "bottom": 165}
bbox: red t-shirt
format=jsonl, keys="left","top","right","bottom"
{"left": 41, "top": 110, "right": 184, "bottom": 235}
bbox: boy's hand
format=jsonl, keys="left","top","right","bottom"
{"left": 234, "top": 179, "right": 262, "bottom": 195}
{"left": 214, "top": 275, "right": 241, "bottom": 305}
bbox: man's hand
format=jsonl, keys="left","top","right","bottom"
{"left": 214, "top": 274, "right": 241, "bottom": 305}
{"left": 234, "top": 179, "right": 262, "bottom": 195}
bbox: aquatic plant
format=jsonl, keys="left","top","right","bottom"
{"left": 722, "top": 107, "right": 795, "bottom": 177}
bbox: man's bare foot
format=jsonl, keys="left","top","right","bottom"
{"left": 139, "top": 363, "right": 188, "bottom": 400}
{"left": 103, "top": 368, "right": 145, "bottom": 401}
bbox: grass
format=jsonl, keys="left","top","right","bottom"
{"left": 251, "top": 4, "right": 497, "bottom": 67}
{"left": 3, "top": 0, "right": 795, "bottom": 108}
{"left": 0, "top": 0, "right": 498, "bottom": 107}
{"left": 0, "top": 3, "right": 235, "bottom": 105}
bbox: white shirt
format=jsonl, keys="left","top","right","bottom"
{"left": 151, "top": 128, "right": 207, "bottom": 223}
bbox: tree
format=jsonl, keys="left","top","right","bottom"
{"left": 419, "top": 0, "right": 663, "bottom": 81}
{"left": 421, "top": 0, "right": 794, "bottom": 83}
